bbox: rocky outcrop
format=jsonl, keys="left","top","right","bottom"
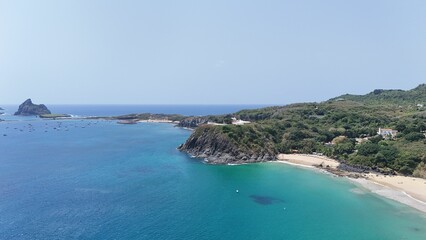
{"left": 177, "top": 117, "right": 209, "bottom": 128}
{"left": 14, "top": 99, "right": 51, "bottom": 116}
{"left": 178, "top": 125, "right": 275, "bottom": 164}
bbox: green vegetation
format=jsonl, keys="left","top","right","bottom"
{"left": 199, "top": 84, "right": 426, "bottom": 177}
{"left": 413, "top": 162, "right": 426, "bottom": 178}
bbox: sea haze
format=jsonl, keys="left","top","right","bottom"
{"left": 0, "top": 106, "right": 426, "bottom": 239}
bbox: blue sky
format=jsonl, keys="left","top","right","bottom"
{"left": 0, "top": 0, "right": 425, "bottom": 104}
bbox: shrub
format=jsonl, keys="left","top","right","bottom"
{"left": 357, "top": 142, "right": 380, "bottom": 156}
{"left": 404, "top": 132, "right": 425, "bottom": 142}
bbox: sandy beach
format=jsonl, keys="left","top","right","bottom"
{"left": 137, "top": 119, "right": 175, "bottom": 123}
{"left": 277, "top": 154, "right": 426, "bottom": 214}
{"left": 277, "top": 154, "right": 340, "bottom": 169}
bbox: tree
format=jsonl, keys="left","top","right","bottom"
{"left": 404, "top": 132, "right": 425, "bottom": 142}
{"left": 369, "top": 135, "right": 383, "bottom": 144}
{"left": 357, "top": 142, "right": 380, "bottom": 156}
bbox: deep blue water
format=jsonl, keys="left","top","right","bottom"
{"left": 0, "top": 104, "right": 270, "bottom": 117}
{"left": 1, "top": 106, "right": 426, "bottom": 239}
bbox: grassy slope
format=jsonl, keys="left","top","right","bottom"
{"left": 191, "top": 84, "right": 426, "bottom": 176}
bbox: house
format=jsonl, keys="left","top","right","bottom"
{"left": 231, "top": 117, "right": 250, "bottom": 125}
{"left": 377, "top": 128, "right": 398, "bottom": 138}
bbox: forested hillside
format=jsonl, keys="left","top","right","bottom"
{"left": 179, "top": 84, "right": 426, "bottom": 177}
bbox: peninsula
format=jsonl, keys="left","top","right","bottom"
{"left": 179, "top": 84, "right": 426, "bottom": 179}
{"left": 177, "top": 84, "right": 426, "bottom": 212}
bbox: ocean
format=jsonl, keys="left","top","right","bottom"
{"left": 0, "top": 104, "right": 271, "bottom": 117}
{"left": 0, "top": 105, "right": 425, "bottom": 239}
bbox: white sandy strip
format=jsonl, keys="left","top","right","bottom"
{"left": 364, "top": 174, "right": 426, "bottom": 204}
{"left": 277, "top": 154, "right": 340, "bottom": 168}
{"left": 138, "top": 119, "right": 174, "bottom": 123}
{"left": 275, "top": 154, "right": 426, "bottom": 214}
{"left": 349, "top": 178, "right": 426, "bottom": 213}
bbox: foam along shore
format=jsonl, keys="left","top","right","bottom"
{"left": 277, "top": 154, "right": 426, "bottom": 214}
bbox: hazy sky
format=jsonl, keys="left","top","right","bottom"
{"left": 1, "top": 0, "right": 425, "bottom": 104}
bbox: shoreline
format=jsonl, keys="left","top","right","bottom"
{"left": 276, "top": 154, "right": 426, "bottom": 214}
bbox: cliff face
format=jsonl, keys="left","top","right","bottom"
{"left": 178, "top": 125, "right": 275, "bottom": 164}
{"left": 14, "top": 99, "right": 51, "bottom": 116}
{"left": 177, "top": 117, "right": 209, "bottom": 128}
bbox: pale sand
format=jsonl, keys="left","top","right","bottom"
{"left": 349, "top": 177, "right": 426, "bottom": 213}
{"left": 276, "top": 154, "right": 426, "bottom": 214}
{"left": 137, "top": 119, "right": 174, "bottom": 123}
{"left": 364, "top": 174, "right": 426, "bottom": 203}
{"left": 277, "top": 154, "right": 340, "bottom": 168}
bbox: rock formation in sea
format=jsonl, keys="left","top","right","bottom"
{"left": 14, "top": 99, "right": 51, "bottom": 116}
{"left": 178, "top": 125, "right": 275, "bottom": 164}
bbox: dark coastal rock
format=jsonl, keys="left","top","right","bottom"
{"left": 337, "top": 163, "right": 369, "bottom": 173}
{"left": 338, "top": 163, "right": 396, "bottom": 175}
{"left": 14, "top": 99, "right": 51, "bottom": 116}
{"left": 178, "top": 125, "right": 276, "bottom": 164}
{"left": 177, "top": 117, "right": 209, "bottom": 128}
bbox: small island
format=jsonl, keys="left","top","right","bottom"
{"left": 14, "top": 99, "right": 51, "bottom": 116}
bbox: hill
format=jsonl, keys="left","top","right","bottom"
{"left": 330, "top": 84, "right": 426, "bottom": 107}
{"left": 179, "top": 84, "right": 426, "bottom": 178}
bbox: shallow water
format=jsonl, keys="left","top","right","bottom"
{"left": 0, "top": 118, "right": 425, "bottom": 239}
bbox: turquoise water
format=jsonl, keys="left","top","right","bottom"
{"left": 1, "top": 118, "right": 426, "bottom": 239}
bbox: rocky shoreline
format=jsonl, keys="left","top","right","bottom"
{"left": 176, "top": 116, "right": 209, "bottom": 128}
{"left": 178, "top": 125, "right": 275, "bottom": 164}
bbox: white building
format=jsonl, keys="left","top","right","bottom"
{"left": 231, "top": 117, "right": 250, "bottom": 125}
{"left": 377, "top": 128, "right": 398, "bottom": 138}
